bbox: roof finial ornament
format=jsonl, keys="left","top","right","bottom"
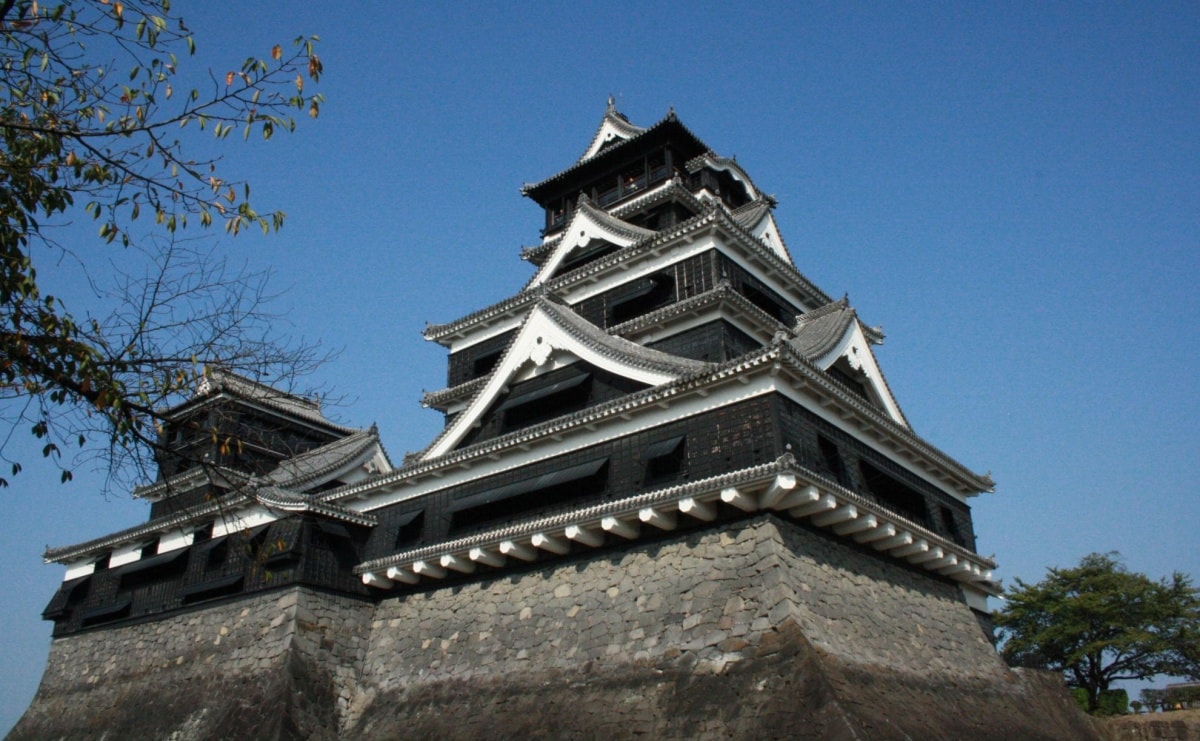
{"left": 606, "top": 94, "right": 616, "bottom": 112}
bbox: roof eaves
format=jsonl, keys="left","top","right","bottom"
{"left": 44, "top": 492, "right": 253, "bottom": 564}
{"left": 522, "top": 112, "right": 709, "bottom": 198}
{"left": 606, "top": 281, "right": 789, "bottom": 341}
{"left": 256, "top": 486, "right": 377, "bottom": 527}
{"left": 266, "top": 428, "right": 382, "bottom": 490}
{"left": 132, "top": 464, "right": 250, "bottom": 501}
{"left": 354, "top": 455, "right": 795, "bottom": 574}
{"left": 535, "top": 298, "right": 713, "bottom": 377}
{"left": 771, "top": 344, "right": 991, "bottom": 492}
{"left": 421, "top": 377, "right": 487, "bottom": 411}
{"left": 706, "top": 206, "right": 832, "bottom": 309}
{"left": 326, "top": 345, "right": 990, "bottom": 517}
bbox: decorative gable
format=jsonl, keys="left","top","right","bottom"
{"left": 734, "top": 199, "right": 793, "bottom": 265}
{"left": 686, "top": 152, "right": 760, "bottom": 202}
{"left": 577, "top": 96, "right": 647, "bottom": 163}
{"left": 422, "top": 298, "right": 711, "bottom": 460}
{"left": 791, "top": 299, "right": 907, "bottom": 427}
{"left": 527, "top": 195, "right": 656, "bottom": 287}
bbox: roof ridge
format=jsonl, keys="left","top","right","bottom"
{"left": 522, "top": 111, "right": 709, "bottom": 198}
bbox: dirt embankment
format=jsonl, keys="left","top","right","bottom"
{"left": 1097, "top": 709, "right": 1200, "bottom": 741}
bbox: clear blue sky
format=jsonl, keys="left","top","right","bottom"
{"left": 3, "top": 2, "right": 1198, "bottom": 730}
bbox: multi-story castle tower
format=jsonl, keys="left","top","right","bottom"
{"left": 12, "top": 102, "right": 1094, "bottom": 740}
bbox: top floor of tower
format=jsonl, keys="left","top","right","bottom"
{"left": 523, "top": 97, "right": 761, "bottom": 237}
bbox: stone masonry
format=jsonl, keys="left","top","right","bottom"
{"left": 9, "top": 515, "right": 1097, "bottom": 740}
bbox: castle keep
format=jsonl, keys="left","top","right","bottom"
{"left": 11, "top": 102, "right": 1095, "bottom": 739}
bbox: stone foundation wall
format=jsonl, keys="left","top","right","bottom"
{"left": 8, "top": 588, "right": 371, "bottom": 740}
{"left": 10, "top": 516, "right": 1098, "bottom": 740}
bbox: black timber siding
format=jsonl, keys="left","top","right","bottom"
{"left": 646, "top": 320, "right": 762, "bottom": 363}
{"left": 45, "top": 517, "right": 372, "bottom": 637}
{"left": 444, "top": 250, "right": 798, "bottom": 388}
{"left": 447, "top": 332, "right": 514, "bottom": 387}
{"left": 572, "top": 251, "right": 723, "bottom": 328}
{"left": 454, "top": 362, "right": 649, "bottom": 449}
{"left": 365, "top": 395, "right": 781, "bottom": 561}
{"left": 155, "top": 403, "right": 340, "bottom": 482}
{"left": 712, "top": 253, "right": 800, "bottom": 323}
{"left": 776, "top": 397, "right": 976, "bottom": 550}
{"left": 50, "top": 396, "right": 977, "bottom": 638}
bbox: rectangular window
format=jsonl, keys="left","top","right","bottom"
{"left": 940, "top": 506, "right": 964, "bottom": 546}
{"left": 859, "top": 460, "right": 928, "bottom": 526}
{"left": 472, "top": 350, "right": 502, "bottom": 378}
{"left": 392, "top": 510, "right": 425, "bottom": 549}
{"left": 498, "top": 373, "right": 592, "bottom": 430}
{"left": 451, "top": 458, "right": 608, "bottom": 531}
{"left": 196, "top": 535, "right": 230, "bottom": 570}
{"left": 818, "top": 435, "right": 848, "bottom": 486}
{"left": 643, "top": 435, "right": 686, "bottom": 485}
{"left": 80, "top": 597, "right": 132, "bottom": 627}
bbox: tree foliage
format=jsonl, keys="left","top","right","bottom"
{"left": 996, "top": 553, "right": 1200, "bottom": 714}
{"left": 0, "top": 0, "right": 326, "bottom": 488}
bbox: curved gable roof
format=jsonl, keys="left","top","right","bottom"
{"left": 686, "top": 151, "right": 761, "bottom": 202}
{"left": 522, "top": 107, "right": 709, "bottom": 205}
{"left": 577, "top": 97, "right": 647, "bottom": 163}
{"left": 422, "top": 297, "right": 712, "bottom": 460}
{"left": 791, "top": 299, "right": 907, "bottom": 427}
{"left": 525, "top": 195, "right": 656, "bottom": 288}
{"left": 732, "top": 199, "right": 794, "bottom": 265}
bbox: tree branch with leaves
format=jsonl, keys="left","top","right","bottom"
{"left": 1, "top": 0, "right": 327, "bottom": 489}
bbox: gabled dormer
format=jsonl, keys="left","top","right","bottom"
{"left": 577, "top": 96, "right": 646, "bottom": 163}
{"left": 733, "top": 198, "right": 793, "bottom": 265}
{"left": 526, "top": 195, "right": 656, "bottom": 287}
{"left": 789, "top": 298, "right": 907, "bottom": 427}
{"left": 422, "top": 297, "right": 711, "bottom": 460}
{"left": 685, "top": 151, "right": 760, "bottom": 211}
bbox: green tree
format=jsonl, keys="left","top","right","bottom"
{"left": 996, "top": 553, "right": 1200, "bottom": 714}
{"left": 0, "top": 0, "right": 325, "bottom": 487}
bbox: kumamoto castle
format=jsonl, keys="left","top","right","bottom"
{"left": 11, "top": 102, "right": 1096, "bottom": 739}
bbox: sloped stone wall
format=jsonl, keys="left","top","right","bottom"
{"left": 10, "top": 516, "right": 1098, "bottom": 740}
{"left": 8, "top": 587, "right": 371, "bottom": 740}
{"left": 345, "top": 516, "right": 1096, "bottom": 740}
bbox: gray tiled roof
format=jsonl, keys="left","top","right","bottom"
{"left": 265, "top": 427, "right": 386, "bottom": 489}
{"left": 426, "top": 202, "right": 832, "bottom": 345}
{"left": 183, "top": 368, "right": 358, "bottom": 434}
{"left": 416, "top": 297, "right": 713, "bottom": 461}
{"left": 422, "top": 283, "right": 786, "bottom": 410}
{"left": 354, "top": 454, "right": 801, "bottom": 574}
{"left": 522, "top": 180, "right": 705, "bottom": 266}
{"left": 322, "top": 338, "right": 994, "bottom": 507}
{"left": 606, "top": 281, "right": 790, "bottom": 339}
{"left": 575, "top": 97, "right": 647, "bottom": 165}
{"left": 789, "top": 297, "right": 857, "bottom": 359}
{"left": 731, "top": 198, "right": 776, "bottom": 230}
{"left": 44, "top": 428, "right": 387, "bottom": 563}
{"left": 519, "top": 195, "right": 657, "bottom": 289}
{"left": 536, "top": 296, "right": 713, "bottom": 377}
{"left": 521, "top": 109, "right": 709, "bottom": 198}
{"left": 684, "top": 151, "right": 761, "bottom": 200}
{"left": 421, "top": 376, "right": 487, "bottom": 411}
{"left": 133, "top": 464, "right": 251, "bottom": 501}
{"left": 255, "top": 486, "right": 377, "bottom": 527}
